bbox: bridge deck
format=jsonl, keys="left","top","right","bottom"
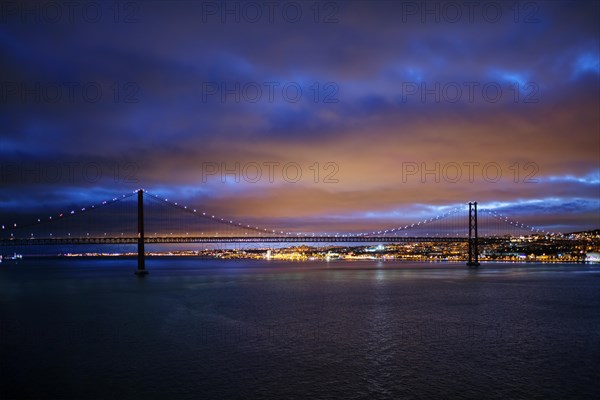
{"left": 0, "top": 236, "right": 526, "bottom": 245}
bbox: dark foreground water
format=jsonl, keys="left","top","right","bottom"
{"left": 1, "top": 259, "right": 599, "bottom": 400}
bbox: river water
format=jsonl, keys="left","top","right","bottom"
{"left": 1, "top": 258, "right": 599, "bottom": 399}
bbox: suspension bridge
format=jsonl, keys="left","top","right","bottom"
{"left": 0, "top": 189, "right": 577, "bottom": 274}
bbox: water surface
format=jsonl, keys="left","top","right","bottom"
{"left": 1, "top": 259, "right": 599, "bottom": 399}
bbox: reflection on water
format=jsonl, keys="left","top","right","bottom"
{"left": 1, "top": 259, "right": 599, "bottom": 399}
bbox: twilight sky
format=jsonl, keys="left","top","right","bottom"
{"left": 1, "top": 0, "right": 599, "bottom": 233}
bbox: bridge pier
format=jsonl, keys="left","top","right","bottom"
{"left": 467, "top": 201, "right": 480, "bottom": 267}
{"left": 135, "top": 189, "right": 148, "bottom": 276}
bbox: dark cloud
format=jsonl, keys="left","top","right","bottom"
{"left": 0, "top": 0, "right": 598, "bottom": 232}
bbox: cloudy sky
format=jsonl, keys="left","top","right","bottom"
{"left": 1, "top": 0, "right": 599, "bottom": 233}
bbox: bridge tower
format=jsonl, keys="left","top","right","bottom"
{"left": 135, "top": 189, "right": 148, "bottom": 276}
{"left": 467, "top": 201, "right": 480, "bottom": 267}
